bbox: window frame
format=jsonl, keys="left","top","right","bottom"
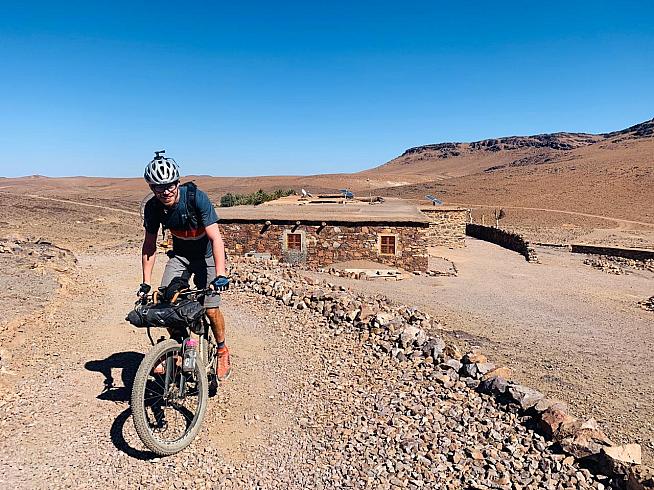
{"left": 379, "top": 234, "right": 397, "bottom": 255}
{"left": 286, "top": 232, "right": 303, "bottom": 251}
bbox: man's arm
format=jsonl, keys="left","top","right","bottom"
{"left": 205, "top": 223, "right": 227, "bottom": 277}
{"left": 142, "top": 231, "right": 159, "bottom": 284}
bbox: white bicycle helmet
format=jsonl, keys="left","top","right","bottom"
{"left": 144, "top": 150, "right": 180, "bottom": 185}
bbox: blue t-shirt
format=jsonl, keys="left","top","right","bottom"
{"left": 143, "top": 184, "right": 219, "bottom": 258}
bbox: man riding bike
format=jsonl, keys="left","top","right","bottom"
{"left": 139, "top": 150, "right": 232, "bottom": 381}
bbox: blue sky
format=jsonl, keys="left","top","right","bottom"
{"left": 0, "top": 1, "right": 652, "bottom": 177}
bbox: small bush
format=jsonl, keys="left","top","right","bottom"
{"left": 220, "top": 188, "right": 295, "bottom": 207}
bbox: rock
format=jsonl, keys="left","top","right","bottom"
{"left": 462, "top": 352, "right": 488, "bottom": 364}
{"left": 400, "top": 326, "right": 421, "bottom": 348}
{"left": 443, "top": 344, "right": 462, "bottom": 360}
{"left": 481, "top": 366, "right": 512, "bottom": 381}
{"left": 600, "top": 444, "right": 642, "bottom": 476}
{"left": 507, "top": 384, "right": 544, "bottom": 410}
{"left": 434, "top": 373, "right": 455, "bottom": 389}
{"left": 533, "top": 398, "right": 567, "bottom": 414}
{"left": 375, "top": 312, "right": 394, "bottom": 326}
{"left": 358, "top": 305, "right": 375, "bottom": 322}
{"left": 540, "top": 407, "right": 576, "bottom": 439}
{"left": 478, "top": 376, "right": 509, "bottom": 396}
{"left": 628, "top": 465, "right": 654, "bottom": 490}
{"left": 559, "top": 420, "right": 613, "bottom": 459}
{"left": 475, "top": 362, "right": 496, "bottom": 376}
{"left": 460, "top": 363, "right": 479, "bottom": 379}
{"left": 440, "top": 359, "right": 462, "bottom": 372}
{"left": 423, "top": 337, "right": 445, "bottom": 359}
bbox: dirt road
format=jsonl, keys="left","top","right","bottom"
{"left": 0, "top": 253, "right": 313, "bottom": 488}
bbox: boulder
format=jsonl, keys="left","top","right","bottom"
{"left": 358, "top": 305, "right": 375, "bottom": 323}
{"left": 475, "top": 362, "right": 496, "bottom": 376}
{"left": 443, "top": 344, "right": 462, "bottom": 360}
{"left": 533, "top": 398, "right": 568, "bottom": 414}
{"left": 540, "top": 407, "right": 576, "bottom": 439}
{"left": 460, "top": 363, "right": 479, "bottom": 379}
{"left": 558, "top": 419, "right": 613, "bottom": 459}
{"left": 399, "top": 325, "right": 421, "bottom": 348}
{"left": 422, "top": 337, "right": 446, "bottom": 360}
{"left": 478, "top": 376, "right": 509, "bottom": 396}
{"left": 507, "top": 384, "right": 544, "bottom": 410}
{"left": 440, "top": 359, "right": 462, "bottom": 372}
{"left": 600, "top": 444, "right": 642, "bottom": 476}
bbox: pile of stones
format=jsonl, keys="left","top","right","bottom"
{"left": 638, "top": 296, "right": 654, "bottom": 312}
{"left": 584, "top": 255, "right": 654, "bottom": 275}
{"left": 231, "top": 259, "right": 654, "bottom": 489}
{"left": 583, "top": 257, "right": 625, "bottom": 275}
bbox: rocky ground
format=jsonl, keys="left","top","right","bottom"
{"left": 1, "top": 250, "right": 652, "bottom": 489}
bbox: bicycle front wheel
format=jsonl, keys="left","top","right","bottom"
{"left": 131, "top": 339, "right": 209, "bottom": 456}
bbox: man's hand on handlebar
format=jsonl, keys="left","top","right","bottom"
{"left": 210, "top": 275, "right": 230, "bottom": 292}
{"left": 137, "top": 283, "right": 151, "bottom": 298}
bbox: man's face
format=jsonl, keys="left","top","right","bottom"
{"left": 150, "top": 181, "right": 179, "bottom": 207}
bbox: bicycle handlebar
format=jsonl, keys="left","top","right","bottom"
{"left": 137, "top": 287, "right": 214, "bottom": 305}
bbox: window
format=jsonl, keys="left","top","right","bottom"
{"left": 380, "top": 235, "right": 396, "bottom": 255}
{"left": 287, "top": 233, "right": 302, "bottom": 250}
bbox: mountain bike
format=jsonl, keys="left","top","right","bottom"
{"left": 128, "top": 288, "right": 218, "bottom": 456}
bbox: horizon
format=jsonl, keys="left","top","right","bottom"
{"left": 1, "top": 114, "right": 653, "bottom": 180}
{"left": 1, "top": 1, "right": 653, "bottom": 178}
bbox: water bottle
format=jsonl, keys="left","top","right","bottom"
{"left": 182, "top": 338, "right": 198, "bottom": 373}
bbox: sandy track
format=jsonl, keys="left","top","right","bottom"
{"left": 18, "top": 193, "right": 140, "bottom": 216}
{"left": 452, "top": 202, "right": 654, "bottom": 228}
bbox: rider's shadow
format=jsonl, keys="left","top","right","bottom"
{"left": 84, "top": 351, "right": 144, "bottom": 402}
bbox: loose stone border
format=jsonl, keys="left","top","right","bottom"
{"left": 230, "top": 257, "right": 653, "bottom": 489}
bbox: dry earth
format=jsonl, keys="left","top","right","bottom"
{"left": 303, "top": 239, "right": 654, "bottom": 465}
{"left": 2, "top": 117, "right": 653, "bottom": 248}
{"left": 0, "top": 245, "right": 635, "bottom": 489}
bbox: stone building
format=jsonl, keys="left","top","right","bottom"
{"left": 218, "top": 197, "right": 467, "bottom": 272}
{"left": 420, "top": 207, "right": 468, "bottom": 248}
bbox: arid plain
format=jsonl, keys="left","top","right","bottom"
{"left": 1, "top": 118, "right": 653, "bottom": 486}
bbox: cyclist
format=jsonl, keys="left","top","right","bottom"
{"left": 138, "top": 151, "right": 232, "bottom": 380}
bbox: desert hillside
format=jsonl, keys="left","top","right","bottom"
{"left": 1, "top": 118, "right": 652, "bottom": 247}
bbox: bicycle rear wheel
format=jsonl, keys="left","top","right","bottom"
{"left": 131, "top": 339, "right": 208, "bottom": 456}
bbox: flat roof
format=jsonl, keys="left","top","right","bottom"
{"left": 217, "top": 197, "right": 431, "bottom": 225}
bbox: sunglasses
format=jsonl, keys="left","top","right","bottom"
{"left": 150, "top": 181, "right": 179, "bottom": 194}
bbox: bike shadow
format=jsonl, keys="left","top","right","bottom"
{"left": 111, "top": 408, "right": 158, "bottom": 460}
{"left": 84, "top": 351, "right": 143, "bottom": 402}
{"left": 85, "top": 351, "right": 160, "bottom": 460}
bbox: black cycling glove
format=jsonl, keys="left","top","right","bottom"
{"left": 137, "top": 283, "right": 151, "bottom": 297}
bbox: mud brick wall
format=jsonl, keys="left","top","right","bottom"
{"left": 466, "top": 224, "right": 539, "bottom": 262}
{"left": 220, "top": 222, "right": 429, "bottom": 271}
{"left": 420, "top": 209, "right": 468, "bottom": 248}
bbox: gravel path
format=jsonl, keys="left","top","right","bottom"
{"left": 0, "top": 250, "right": 637, "bottom": 488}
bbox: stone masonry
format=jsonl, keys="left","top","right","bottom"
{"left": 420, "top": 208, "right": 468, "bottom": 248}
{"left": 221, "top": 222, "right": 430, "bottom": 271}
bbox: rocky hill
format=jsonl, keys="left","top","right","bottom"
{"left": 363, "top": 118, "right": 654, "bottom": 179}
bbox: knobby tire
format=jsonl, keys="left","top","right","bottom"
{"left": 131, "top": 339, "right": 208, "bottom": 456}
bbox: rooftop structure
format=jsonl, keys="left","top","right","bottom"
{"left": 217, "top": 196, "right": 433, "bottom": 225}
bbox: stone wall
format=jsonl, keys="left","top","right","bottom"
{"left": 221, "top": 222, "right": 429, "bottom": 271}
{"left": 420, "top": 208, "right": 468, "bottom": 248}
{"left": 466, "top": 224, "right": 539, "bottom": 262}
{"left": 571, "top": 244, "right": 654, "bottom": 261}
